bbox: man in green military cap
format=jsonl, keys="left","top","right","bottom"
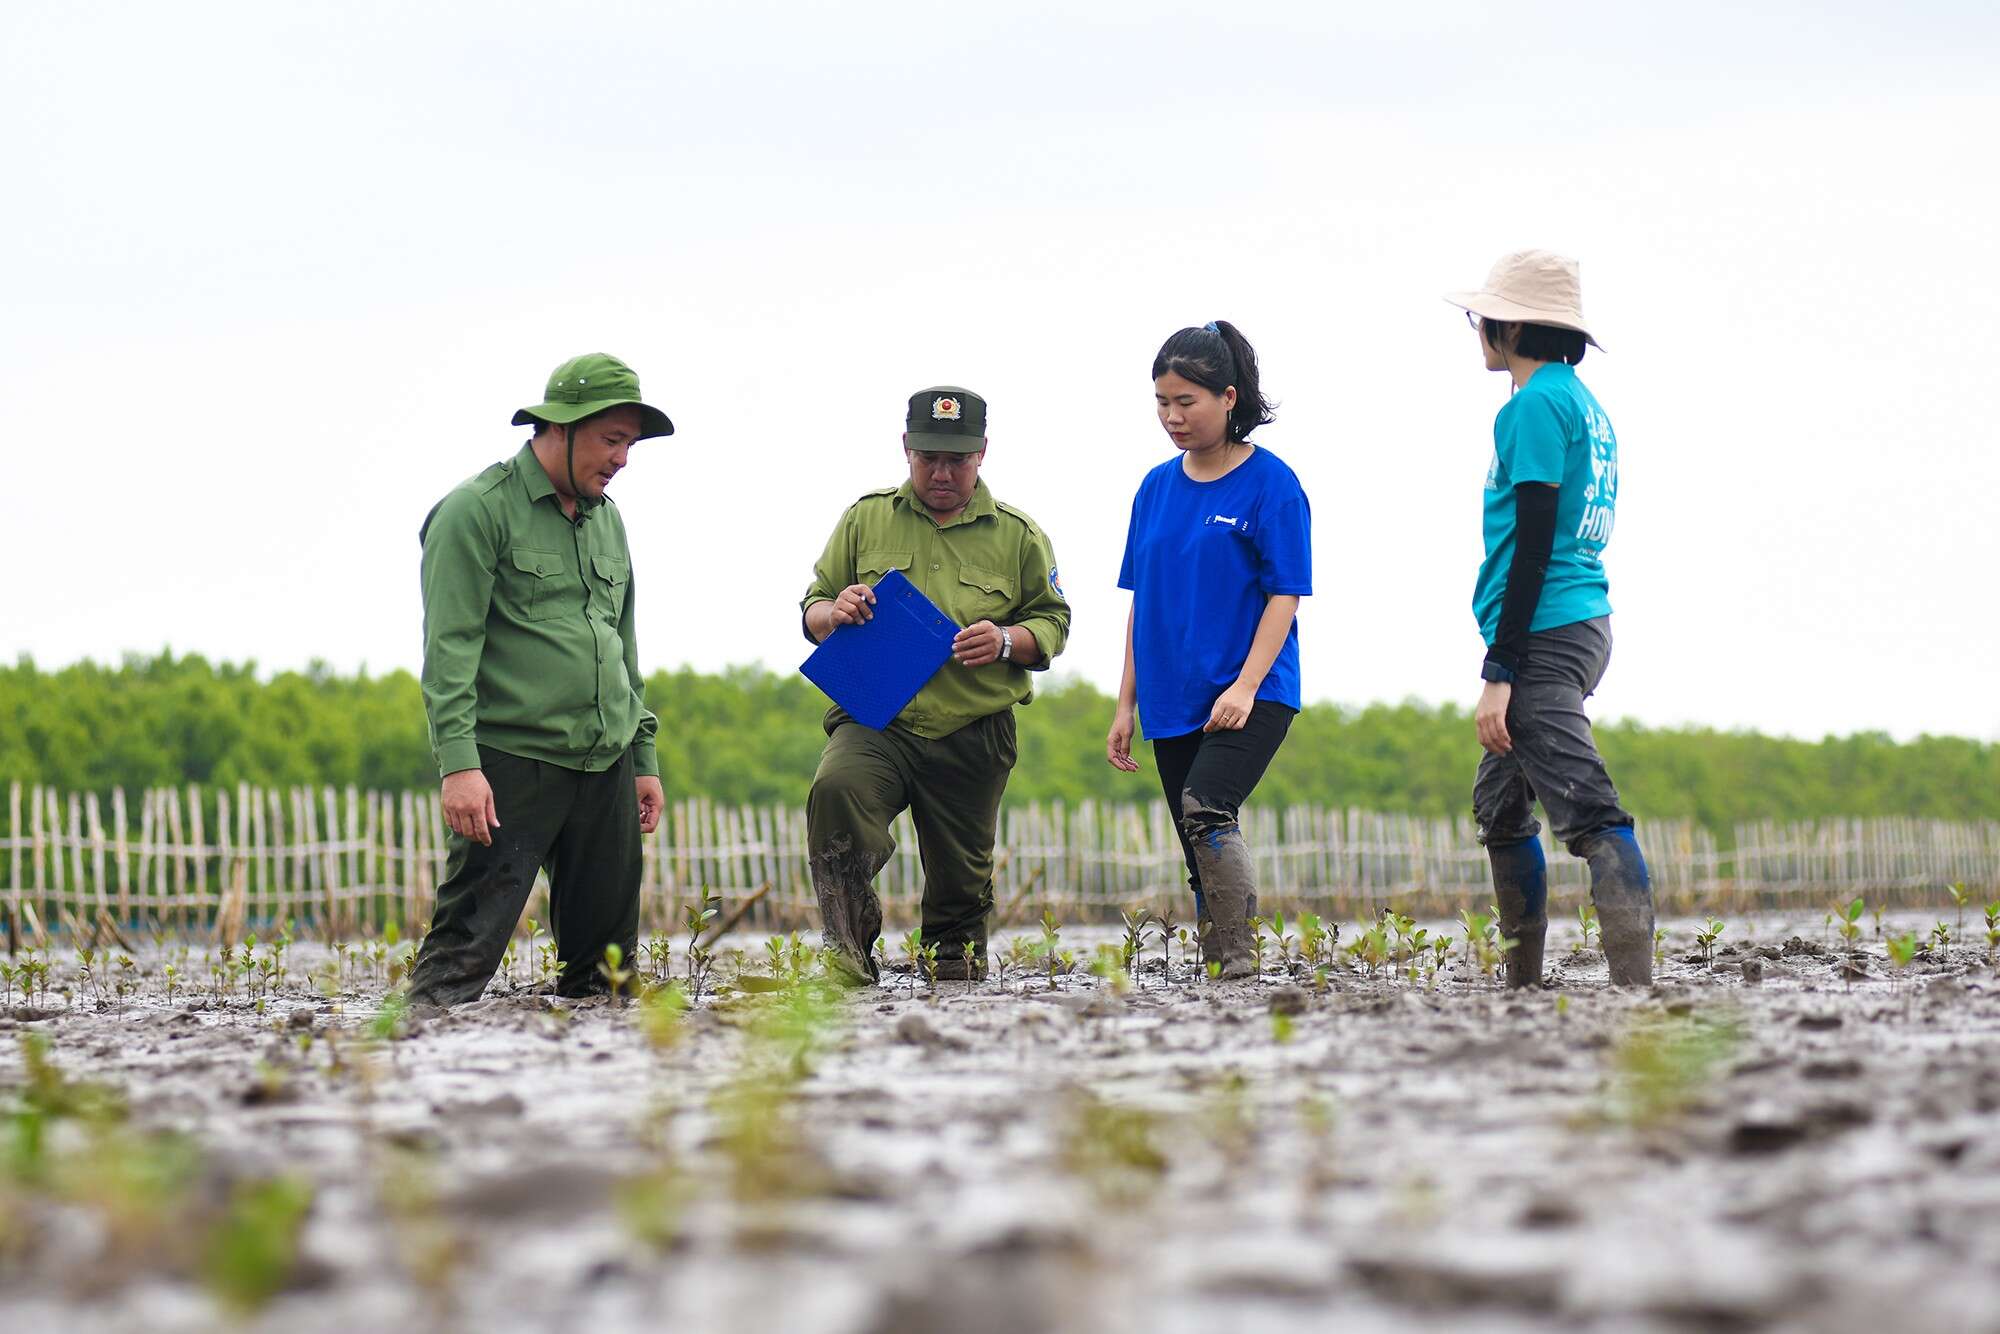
{"left": 408, "top": 353, "right": 673, "bottom": 1008}
{"left": 801, "top": 386, "right": 1071, "bottom": 984}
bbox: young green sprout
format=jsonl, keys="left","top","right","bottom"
{"left": 1930, "top": 921, "right": 1951, "bottom": 953}
{"left": 1270, "top": 911, "right": 1296, "bottom": 975}
{"left": 1984, "top": 901, "right": 2000, "bottom": 959}
{"left": 1155, "top": 907, "right": 1179, "bottom": 978}
{"left": 1886, "top": 930, "right": 1922, "bottom": 1010}
{"left": 1575, "top": 903, "right": 1600, "bottom": 954}
{"left": 1947, "top": 881, "right": 1970, "bottom": 932}
{"left": 1835, "top": 897, "right": 1866, "bottom": 953}
{"left": 961, "top": 940, "right": 978, "bottom": 995}
{"left": 1695, "top": 916, "right": 1726, "bottom": 967}
{"left": 1089, "top": 943, "right": 1132, "bottom": 996}
{"left": 598, "top": 943, "right": 633, "bottom": 1004}
{"left": 1119, "top": 908, "right": 1151, "bottom": 979}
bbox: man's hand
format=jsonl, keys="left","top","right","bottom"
{"left": 636, "top": 774, "right": 664, "bottom": 835}
{"left": 1106, "top": 707, "right": 1140, "bottom": 772}
{"left": 1204, "top": 682, "right": 1257, "bottom": 733}
{"left": 828, "top": 583, "right": 876, "bottom": 627}
{"left": 952, "top": 620, "right": 1006, "bottom": 667}
{"left": 442, "top": 768, "right": 500, "bottom": 845}
{"left": 1476, "top": 680, "right": 1514, "bottom": 755}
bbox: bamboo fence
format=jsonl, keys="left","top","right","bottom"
{"left": 3, "top": 780, "right": 1997, "bottom": 943}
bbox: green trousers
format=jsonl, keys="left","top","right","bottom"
{"left": 806, "top": 709, "right": 1016, "bottom": 975}
{"left": 408, "top": 745, "right": 641, "bottom": 1006}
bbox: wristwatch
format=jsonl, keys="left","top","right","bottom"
{"left": 999, "top": 627, "right": 1014, "bottom": 662}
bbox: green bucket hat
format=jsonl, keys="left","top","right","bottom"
{"left": 511, "top": 353, "right": 675, "bottom": 439}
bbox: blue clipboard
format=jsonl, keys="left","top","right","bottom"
{"left": 800, "top": 569, "right": 960, "bottom": 730}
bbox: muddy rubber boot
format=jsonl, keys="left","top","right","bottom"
{"left": 1182, "top": 795, "right": 1257, "bottom": 981}
{"left": 1486, "top": 836, "right": 1549, "bottom": 989}
{"left": 810, "top": 840, "right": 885, "bottom": 988}
{"left": 1579, "top": 825, "right": 1654, "bottom": 987}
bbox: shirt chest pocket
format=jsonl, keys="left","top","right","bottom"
{"left": 957, "top": 563, "right": 1016, "bottom": 621}
{"left": 857, "top": 549, "right": 913, "bottom": 582}
{"left": 588, "top": 553, "right": 629, "bottom": 623}
{"left": 504, "top": 547, "right": 581, "bottom": 622}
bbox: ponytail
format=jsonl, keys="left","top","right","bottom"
{"left": 1150, "top": 320, "right": 1275, "bottom": 441}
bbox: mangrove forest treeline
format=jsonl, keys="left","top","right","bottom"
{"left": 3, "top": 653, "right": 1996, "bottom": 831}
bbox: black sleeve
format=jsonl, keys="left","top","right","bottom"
{"left": 1485, "top": 483, "right": 1560, "bottom": 677}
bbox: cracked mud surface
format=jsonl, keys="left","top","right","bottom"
{"left": 4, "top": 912, "right": 1999, "bottom": 1332}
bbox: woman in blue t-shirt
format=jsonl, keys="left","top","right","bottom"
{"left": 1445, "top": 249, "right": 1654, "bottom": 989}
{"left": 1106, "top": 321, "right": 1312, "bottom": 981}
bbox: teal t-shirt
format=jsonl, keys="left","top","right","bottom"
{"left": 1472, "top": 363, "right": 1617, "bottom": 643}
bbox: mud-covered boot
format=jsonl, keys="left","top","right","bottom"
{"left": 1182, "top": 795, "right": 1257, "bottom": 981}
{"left": 809, "top": 840, "right": 886, "bottom": 988}
{"left": 1487, "top": 836, "right": 1549, "bottom": 988}
{"left": 1579, "top": 825, "right": 1655, "bottom": 987}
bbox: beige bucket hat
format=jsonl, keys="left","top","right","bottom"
{"left": 1445, "top": 249, "right": 1601, "bottom": 350}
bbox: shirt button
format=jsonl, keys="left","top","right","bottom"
{"left": 931, "top": 563, "right": 940, "bottom": 571}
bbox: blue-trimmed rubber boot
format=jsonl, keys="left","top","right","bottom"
{"left": 1578, "top": 825, "right": 1655, "bottom": 987}
{"left": 1487, "top": 836, "right": 1549, "bottom": 989}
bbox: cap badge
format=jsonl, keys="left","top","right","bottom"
{"left": 932, "top": 396, "right": 962, "bottom": 421}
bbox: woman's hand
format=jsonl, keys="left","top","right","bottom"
{"left": 1204, "top": 683, "right": 1257, "bottom": 733}
{"left": 1475, "top": 681, "right": 1514, "bottom": 755}
{"left": 1106, "top": 708, "right": 1139, "bottom": 772}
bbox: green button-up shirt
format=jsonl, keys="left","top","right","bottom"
{"left": 419, "top": 442, "right": 659, "bottom": 778}
{"left": 801, "top": 479, "right": 1071, "bottom": 738}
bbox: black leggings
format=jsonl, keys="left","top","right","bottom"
{"left": 1152, "top": 700, "right": 1296, "bottom": 913}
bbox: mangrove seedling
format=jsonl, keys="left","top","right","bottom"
{"left": 961, "top": 941, "right": 978, "bottom": 996}
{"left": 1886, "top": 931, "right": 1922, "bottom": 1012}
{"left": 899, "top": 928, "right": 925, "bottom": 997}
{"left": 1575, "top": 904, "right": 1600, "bottom": 955}
{"left": 1653, "top": 927, "right": 1668, "bottom": 968}
{"left": 1249, "top": 916, "right": 1268, "bottom": 978}
{"left": 1695, "top": 916, "right": 1726, "bottom": 967}
{"left": 599, "top": 943, "right": 634, "bottom": 1004}
{"left": 1270, "top": 912, "right": 1297, "bottom": 975}
{"left": 1930, "top": 921, "right": 1951, "bottom": 953}
{"left": 1983, "top": 900, "right": 2000, "bottom": 959}
{"left": 1605, "top": 1010, "right": 1741, "bottom": 1129}
{"left": 1059, "top": 1089, "right": 1167, "bottom": 1207}
{"left": 1948, "top": 881, "right": 1970, "bottom": 931}
{"left": 1297, "top": 912, "right": 1326, "bottom": 970}
{"left": 1835, "top": 897, "right": 1866, "bottom": 953}
{"left": 1155, "top": 907, "right": 1180, "bottom": 977}
{"left": 1119, "top": 908, "right": 1151, "bottom": 979}
{"left": 1089, "top": 943, "right": 1132, "bottom": 996}
{"left": 1458, "top": 909, "right": 1493, "bottom": 970}
{"left": 639, "top": 980, "right": 690, "bottom": 1052}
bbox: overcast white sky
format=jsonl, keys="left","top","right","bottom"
{"left": 4, "top": 1, "right": 1995, "bottom": 742}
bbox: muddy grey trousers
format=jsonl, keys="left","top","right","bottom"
{"left": 1473, "top": 617, "right": 1634, "bottom": 852}
{"left": 806, "top": 709, "right": 1017, "bottom": 975}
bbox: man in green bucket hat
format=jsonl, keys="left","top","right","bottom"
{"left": 408, "top": 353, "right": 674, "bottom": 1008}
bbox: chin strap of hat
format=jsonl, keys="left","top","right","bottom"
{"left": 564, "top": 424, "right": 590, "bottom": 525}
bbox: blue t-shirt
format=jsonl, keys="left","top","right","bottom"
{"left": 1473, "top": 363, "right": 1617, "bottom": 643}
{"left": 1118, "top": 447, "right": 1312, "bottom": 739}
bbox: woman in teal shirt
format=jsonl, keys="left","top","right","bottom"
{"left": 1445, "top": 250, "right": 1654, "bottom": 989}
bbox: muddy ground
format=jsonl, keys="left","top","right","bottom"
{"left": 3, "top": 910, "right": 1999, "bottom": 1333}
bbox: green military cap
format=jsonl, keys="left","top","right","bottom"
{"left": 904, "top": 385, "right": 987, "bottom": 452}
{"left": 512, "top": 352, "right": 675, "bottom": 439}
